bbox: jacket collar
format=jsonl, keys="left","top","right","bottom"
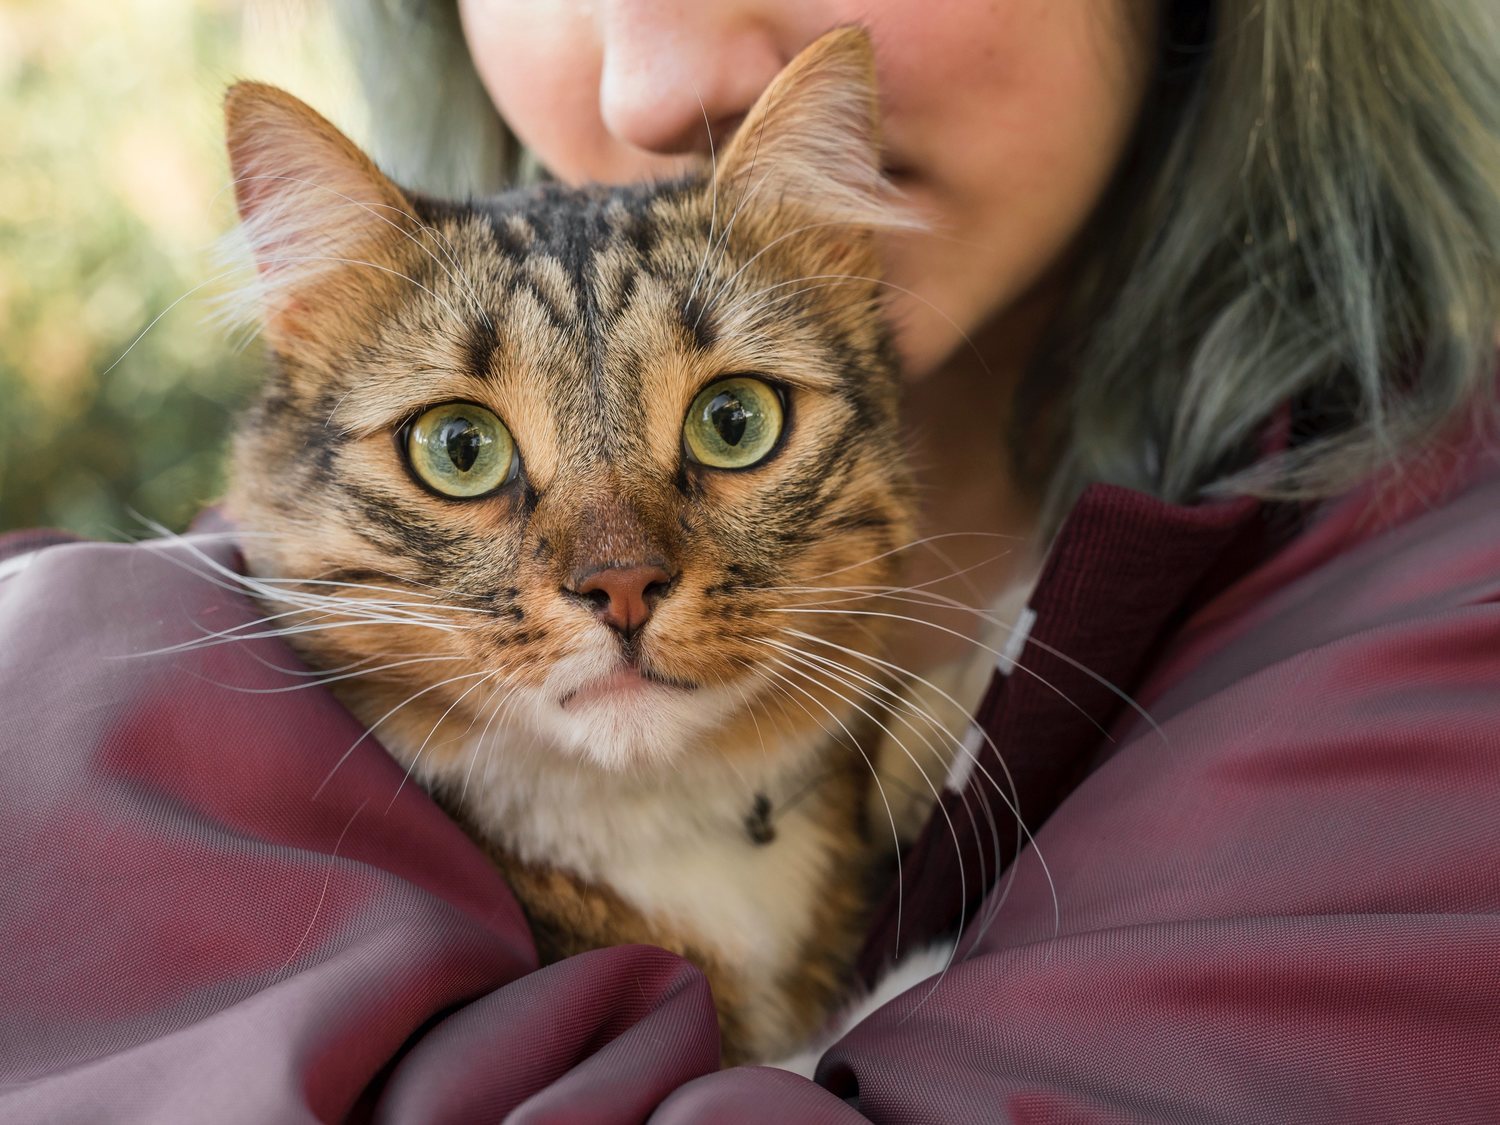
{"left": 858, "top": 482, "right": 1279, "bottom": 978}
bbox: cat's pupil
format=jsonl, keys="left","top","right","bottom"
{"left": 440, "top": 418, "right": 483, "bottom": 472}
{"left": 708, "top": 393, "right": 748, "bottom": 446}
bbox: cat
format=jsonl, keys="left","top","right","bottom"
{"left": 220, "top": 28, "right": 931, "bottom": 1065}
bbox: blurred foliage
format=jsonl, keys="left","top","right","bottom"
{"left": 0, "top": 0, "right": 359, "bottom": 536}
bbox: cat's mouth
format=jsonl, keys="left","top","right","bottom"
{"left": 558, "top": 665, "right": 696, "bottom": 710}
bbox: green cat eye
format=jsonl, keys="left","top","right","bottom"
{"left": 683, "top": 377, "right": 784, "bottom": 470}
{"left": 405, "top": 402, "right": 517, "bottom": 498}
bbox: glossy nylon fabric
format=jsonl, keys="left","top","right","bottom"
{"left": 2, "top": 433, "right": 1500, "bottom": 1122}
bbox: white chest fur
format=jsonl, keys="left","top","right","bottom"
{"left": 429, "top": 720, "right": 842, "bottom": 980}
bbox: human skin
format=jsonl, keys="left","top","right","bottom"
{"left": 457, "top": 0, "right": 1160, "bottom": 669}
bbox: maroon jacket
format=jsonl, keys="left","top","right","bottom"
{"left": 2, "top": 425, "right": 1499, "bottom": 1122}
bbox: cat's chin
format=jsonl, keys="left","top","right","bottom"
{"left": 516, "top": 653, "right": 749, "bottom": 773}
{"left": 557, "top": 667, "right": 687, "bottom": 711}
{"left": 520, "top": 687, "right": 723, "bottom": 772}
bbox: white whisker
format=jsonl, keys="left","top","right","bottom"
{"left": 275, "top": 797, "right": 370, "bottom": 977}
{"left": 762, "top": 637, "right": 997, "bottom": 897}
{"left": 769, "top": 604, "right": 1116, "bottom": 742}
{"left": 776, "top": 627, "right": 1060, "bottom": 943}
{"left": 796, "top": 531, "right": 1022, "bottom": 584}
{"left": 758, "top": 652, "right": 956, "bottom": 963}
{"left": 780, "top": 583, "right": 1164, "bottom": 744}
{"left": 461, "top": 666, "right": 526, "bottom": 802}
{"left": 716, "top": 272, "right": 995, "bottom": 386}
{"left": 387, "top": 667, "right": 507, "bottom": 810}
{"left": 312, "top": 668, "right": 496, "bottom": 799}
{"left": 683, "top": 85, "right": 720, "bottom": 313}
{"left": 693, "top": 170, "right": 775, "bottom": 330}
{"left": 701, "top": 218, "right": 897, "bottom": 318}
{"left": 220, "top": 653, "right": 467, "bottom": 694}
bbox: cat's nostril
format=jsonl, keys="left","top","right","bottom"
{"left": 643, "top": 576, "right": 673, "bottom": 607}
{"left": 566, "top": 562, "right": 675, "bottom": 637}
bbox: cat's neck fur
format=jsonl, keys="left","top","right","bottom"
{"left": 386, "top": 710, "right": 873, "bottom": 1061}
{"left": 405, "top": 709, "right": 858, "bottom": 973}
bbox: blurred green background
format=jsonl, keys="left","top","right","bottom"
{"left": 0, "top": 0, "right": 362, "bottom": 535}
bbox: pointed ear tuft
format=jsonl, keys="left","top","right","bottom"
{"left": 221, "top": 82, "right": 415, "bottom": 330}
{"left": 714, "top": 27, "right": 915, "bottom": 232}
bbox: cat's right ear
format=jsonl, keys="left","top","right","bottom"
{"left": 223, "top": 82, "right": 414, "bottom": 340}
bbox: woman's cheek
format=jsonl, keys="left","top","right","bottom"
{"left": 864, "top": 0, "right": 1159, "bottom": 373}
{"left": 458, "top": 0, "right": 607, "bottom": 182}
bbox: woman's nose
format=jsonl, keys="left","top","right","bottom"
{"left": 596, "top": 2, "right": 788, "bottom": 156}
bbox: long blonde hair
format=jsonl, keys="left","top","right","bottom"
{"left": 333, "top": 0, "right": 1500, "bottom": 522}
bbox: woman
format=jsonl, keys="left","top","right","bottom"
{"left": 347, "top": 1, "right": 1500, "bottom": 1112}
{"left": 1, "top": 1, "right": 1497, "bottom": 1120}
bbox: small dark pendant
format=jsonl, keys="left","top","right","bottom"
{"left": 744, "top": 792, "right": 776, "bottom": 846}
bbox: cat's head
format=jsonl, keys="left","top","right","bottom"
{"left": 223, "top": 28, "right": 919, "bottom": 774}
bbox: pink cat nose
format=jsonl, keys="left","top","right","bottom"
{"left": 567, "top": 563, "right": 674, "bottom": 637}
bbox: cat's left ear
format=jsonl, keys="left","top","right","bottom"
{"left": 713, "top": 27, "right": 914, "bottom": 234}
{"left": 223, "top": 82, "right": 415, "bottom": 338}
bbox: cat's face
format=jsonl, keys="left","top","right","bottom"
{"left": 224, "top": 30, "right": 917, "bottom": 772}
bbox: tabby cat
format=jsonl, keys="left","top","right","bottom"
{"left": 222, "top": 28, "right": 921, "bottom": 1064}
